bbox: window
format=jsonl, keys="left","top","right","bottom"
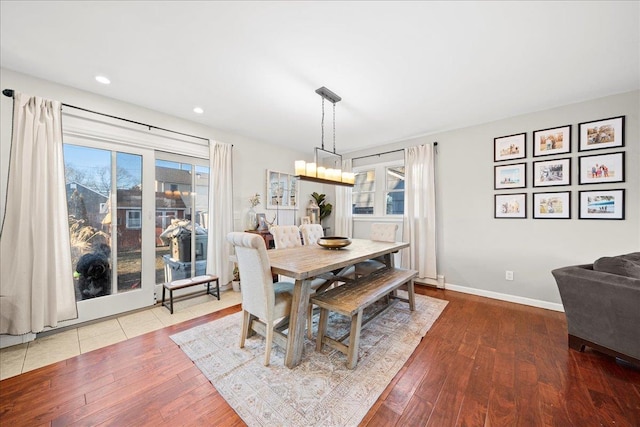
{"left": 353, "top": 162, "right": 404, "bottom": 216}
{"left": 126, "top": 210, "right": 142, "bottom": 229}
{"left": 352, "top": 169, "right": 375, "bottom": 214}
{"left": 385, "top": 166, "right": 405, "bottom": 215}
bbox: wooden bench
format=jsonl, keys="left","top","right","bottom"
{"left": 162, "top": 274, "right": 220, "bottom": 314}
{"left": 311, "top": 267, "right": 417, "bottom": 369}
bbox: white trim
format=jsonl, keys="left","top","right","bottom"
{"left": 443, "top": 282, "right": 565, "bottom": 312}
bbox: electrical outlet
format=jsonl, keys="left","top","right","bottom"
{"left": 505, "top": 270, "right": 514, "bottom": 281}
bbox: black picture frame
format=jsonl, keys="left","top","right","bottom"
{"left": 532, "top": 125, "right": 571, "bottom": 157}
{"left": 494, "top": 163, "right": 526, "bottom": 189}
{"left": 578, "top": 116, "right": 625, "bottom": 152}
{"left": 494, "top": 133, "right": 526, "bottom": 162}
{"left": 579, "top": 189, "right": 625, "bottom": 220}
{"left": 532, "top": 191, "right": 571, "bottom": 219}
{"left": 578, "top": 152, "right": 625, "bottom": 185}
{"left": 494, "top": 193, "right": 527, "bottom": 218}
{"left": 532, "top": 157, "right": 571, "bottom": 187}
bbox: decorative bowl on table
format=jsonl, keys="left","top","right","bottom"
{"left": 317, "top": 236, "right": 352, "bottom": 250}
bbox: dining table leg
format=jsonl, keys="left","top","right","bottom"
{"left": 284, "top": 278, "right": 313, "bottom": 368}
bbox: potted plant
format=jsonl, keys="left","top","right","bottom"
{"left": 311, "top": 192, "right": 332, "bottom": 224}
{"left": 232, "top": 264, "right": 241, "bottom": 292}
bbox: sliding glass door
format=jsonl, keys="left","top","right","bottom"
{"left": 63, "top": 139, "right": 155, "bottom": 323}
{"left": 154, "top": 153, "right": 210, "bottom": 295}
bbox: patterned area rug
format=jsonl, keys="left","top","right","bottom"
{"left": 170, "top": 293, "right": 447, "bottom": 426}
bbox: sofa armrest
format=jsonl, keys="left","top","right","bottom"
{"left": 552, "top": 265, "right": 640, "bottom": 361}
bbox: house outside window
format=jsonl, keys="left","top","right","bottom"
{"left": 126, "top": 210, "right": 142, "bottom": 229}
{"left": 352, "top": 169, "right": 375, "bottom": 214}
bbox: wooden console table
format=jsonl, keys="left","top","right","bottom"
{"left": 245, "top": 229, "right": 275, "bottom": 249}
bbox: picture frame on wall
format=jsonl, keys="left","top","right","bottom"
{"left": 533, "top": 157, "right": 571, "bottom": 187}
{"left": 494, "top": 163, "right": 526, "bottom": 189}
{"left": 579, "top": 189, "right": 625, "bottom": 220}
{"left": 532, "top": 191, "right": 571, "bottom": 219}
{"left": 578, "top": 152, "right": 625, "bottom": 185}
{"left": 578, "top": 116, "right": 624, "bottom": 151}
{"left": 494, "top": 133, "right": 526, "bottom": 162}
{"left": 495, "top": 193, "right": 526, "bottom": 218}
{"left": 533, "top": 125, "right": 571, "bottom": 157}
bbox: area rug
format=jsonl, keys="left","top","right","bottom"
{"left": 170, "top": 292, "right": 448, "bottom": 426}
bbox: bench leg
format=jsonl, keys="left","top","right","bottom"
{"left": 316, "top": 308, "right": 329, "bottom": 352}
{"left": 407, "top": 279, "right": 415, "bottom": 311}
{"left": 346, "top": 310, "right": 363, "bottom": 369}
{"left": 206, "top": 279, "right": 220, "bottom": 300}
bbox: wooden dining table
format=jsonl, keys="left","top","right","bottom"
{"left": 267, "top": 238, "right": 409, "bottom": 368}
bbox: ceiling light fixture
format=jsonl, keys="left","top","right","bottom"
{"left": 95, "top": 75, "right": 111, "bottom": 85}
{"left": 193, "top": 107, "right": 204, "bottom": 114}
{"left": 295, "top": 87, "right": 354, "bottom": 187}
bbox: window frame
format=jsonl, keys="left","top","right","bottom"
{"left": 353, "top": 160, "right": 405, "bottom": 217}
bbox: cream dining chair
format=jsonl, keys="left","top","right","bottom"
{"left": 299, "top": 223, "right": 324, "bottom": 246}
{"left": 271, "top": 224, "right": 332, "bottom": 339}
{"left": 354, "top": 223, "right": 399, "bottom": 277}
{"left": 227, "top": 232, "right": 294, "bottom": 366}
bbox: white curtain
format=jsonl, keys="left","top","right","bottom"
{"left": 207, "top": 142, "right": 234, "bottom": 285}
{"left": 401, "top": 144, "right": 437, "bottom": 281}
{"left": 0, "top": 92, "right": 77, "bottom": 335}
{"left": 334, "top": 158, "right": 353, "bottom": 237}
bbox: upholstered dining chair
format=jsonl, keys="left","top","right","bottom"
{"left": 270, "top": 224, "right": 332, "bottom": 339}
{"left": 299, "top": 223, "right": 324, "bottom": 246}
{"left": 270, "top": 225, "right": 303, "bottom": 249}
{"left": 227, "top": 232, "right": 294, "bottom": 366}
{"left": 354, "top": 223, "right": 399, "bottom": 277}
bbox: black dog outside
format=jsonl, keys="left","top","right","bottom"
{"left": 75, "top": 243, "right": 112, "bottom": 299}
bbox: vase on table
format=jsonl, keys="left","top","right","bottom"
{"left": 246, "top": 207, "right": 258, "bottom": 231}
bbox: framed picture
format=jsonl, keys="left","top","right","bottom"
{"left": 533, "top": 157, "right": 571, "bottom": 187}
{"left": 494, "top": 163, "right": 526, "bottom": 189}
{"left": 256, "top": 213, "right": 267, "bottom": 230}
{"left": 267, "top": 170, "right": 298, "bottom": 210}
{"left": 494, "top": 133, "right": 526, "bottom": 162}
{"left": 578, "top": 152, "right": 625, "bottom": 185}
{"left": 578, "top": 116, "right": 624, "bottom": 151}
{"left": 495, "top": 193, "right": 526, "bottom": 218}
{"left": 533, "top": 191, "right": 571, "bottom": 219}
{"left": 579, "top": 189, "right": 625, "bottom": 220}
{"left": 301, "top": 216, "right": 311, "bottom": 225}
{"left": 533, "top": 125, "right": 571, "bottom": 157}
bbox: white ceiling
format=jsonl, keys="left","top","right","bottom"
{"left": 1, "top": 1, "right": 638, "bottom": 153}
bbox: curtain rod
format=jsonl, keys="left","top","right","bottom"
{"left": 350, "top": 142, "right": 437, "bottom": 161}
{"left": 2, "top": 88, "right": 210, "bottom": 143}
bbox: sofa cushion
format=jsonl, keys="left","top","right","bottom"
{"left": 593, "top": 254, "right": 640, "bottom": 279}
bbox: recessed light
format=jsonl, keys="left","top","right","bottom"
{"left": 95, "top": 75, "right": 111, "bottom": 85}
{"left": 193, "top": 107, "right": 204, "bottom": 114}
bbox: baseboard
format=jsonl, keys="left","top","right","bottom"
{"left": 444, "top": 282, "right": 564, "bottom": 312}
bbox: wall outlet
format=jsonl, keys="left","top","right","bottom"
{"left": 505, "top": 270, "right": 514, "bottom": 281}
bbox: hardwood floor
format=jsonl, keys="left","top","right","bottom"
{"left": 1, "top": 286, "right": 639, "bottom": 426}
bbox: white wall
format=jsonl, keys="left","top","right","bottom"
{"left": 346, "top": 90, "right": 639, "bottom": 309}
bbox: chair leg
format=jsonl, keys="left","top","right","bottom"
{"left": 264, "top": 321, "right": 274, "bottom": 366}
{"left": 240, "top": 310, "right": 252, "bottom": 348}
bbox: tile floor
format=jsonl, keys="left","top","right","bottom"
{"left": 0, "top": 289, "right": 242, "bottom": 381}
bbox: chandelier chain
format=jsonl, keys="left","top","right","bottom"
{"left": 321, "top": 97, "right": 325, "bottom": 150}
{"left": 333, "top": 102, "right": 336, "bottom": 154}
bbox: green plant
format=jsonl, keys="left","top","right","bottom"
{"left": 311, "top": 192, "right": 332, "bottom": 223}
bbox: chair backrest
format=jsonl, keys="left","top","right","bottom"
{"left": 370, "top": 223, "right": 398, "bottom": 242}
{"left": 270, "top": 225, "right": 302, "bottom": 249}
{"left": 227, "top": 232, "right": 275, "bottom": 320}
{"left": 299, "top": 223, "right": 324, "bottom": 246}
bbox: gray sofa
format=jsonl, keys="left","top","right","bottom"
{"left": 552, "top": 252, "right": 640, "bottom": 366}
